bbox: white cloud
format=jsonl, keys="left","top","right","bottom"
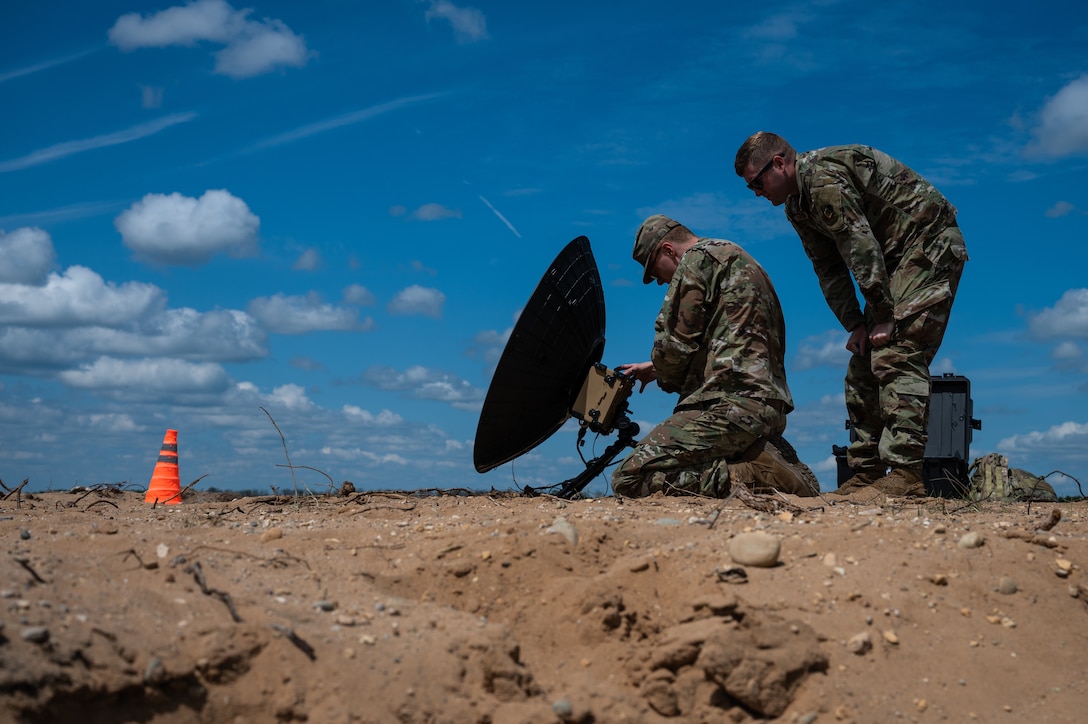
{"left": 1045, "top": 201, "right": 1076, "bottom": 218}
{"left": 267, "top": 383, "right": 312, "bottom": 410}
{"left": 141, "top": 85, "right": 164, "bottom": 108}
{"left": 931, "top": 356, "right": 957, "bottom": 375}
{"left": 411, "top": 203, "right": 461, "bottom": 221}
{"left": 423, "top": 1, "right": 489, "bottom": 44}
{"left": 248, "top": 292, "right": 371, "bottom": 334}
{"left": 0, "top": 305, "right": 265, "bottom": 374}
{"left": 1053, "top": 341, "right": 1082, "bottom": 360}
{"left": 58, "top": 356, "right": 230, "bottom": 392}
{"left": 1028, "top": 288, "right": 1088, "bottom": 339}
{"left": 1026, "top": 74, "right": 1088, "bottom": 159}
{"left": 744, "top": 12, "right": 805, "bottom": 41}
{"left": 214, "top": 20, "right": 308, "bottom": 79}
{"left": 108, "top": 0, "right": 309, "bottom": 79}
{"left": 342, "top": 284, "right": 376, "bottom": 306}
{"left": 342, "top": 405, "right": 404, "bottom": 426}
{"left": 137, "top": 307, "right": 266, "bottom": 360}
{"left": 292, "top": 248, "right": 322, "bottom": 271}
{"left": 387, "top": 285, "right": 445, "bottom": 318}
{"left": 115, "top": 189, "right": 260, "bottom": 266}
{"left": 0, "top": 227, "right": 55, "bottom": 285}
{"left": 109, "top": 0, "right": 244, "bottom": 47}
{"left": 80, "top": 412, "right": 141, "bottom": 433}
{"left": 362, "top": 364, "right": 484, "bottom": 406}
{"left": 997, "top": 421, "right": 1088, "bottom": 455}
{"left": 0, "top": 266, "right": 162, "bottom": 326}
{"left": 793, "top": 329, "right": 850, "bottom": 370}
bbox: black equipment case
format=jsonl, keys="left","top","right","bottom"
{"left": 833, "top": 373, "right": 982, "bottom": 497}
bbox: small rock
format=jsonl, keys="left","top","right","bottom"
{"left": 445, "top": 559, "right": 475, "bottom": 578}
{"left": 20, "top": 530, "right": 30, "bottom": 540}
{"left": 546, "top": 518, "right": 578, "bottom": 546}
{"left": 20, "top": 626, "right": 49, "bottom": 644}
{"left": 883, "top": 630, "right": 900, "bottom": 645}
{"left": 314, "top": 600, "right": 336, "bottom": 612}
{"left": 728, "top": 532, "right": 780, "bottom": 568}
{"left": 144, "top": 657, "right": 166, "bottom": 684}
{"left": 997, "top": 577, "right": 1018, "bottom": 595}
{"left": 261, "top": 528, "right": 283, "bottom": 543}
{"left": 847, "top": 631, "right": 872, "bottom": 655}
{"left": 958, "top": 531, "right": 984, "bottom": 549}
{"left": 715, "top": 566, "right": 749, "bottom": 584}
{"left": 628, "top": 558, "right": 652, "bottom": 573}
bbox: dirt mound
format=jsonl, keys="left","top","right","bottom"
{"left": 1, "top": 488, "right": 1086, "bottom": 722}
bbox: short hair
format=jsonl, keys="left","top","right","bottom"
{"left": 661, "top": 223, "right": 694, "bottom": 246}
{"left": 734, "top": 132, "right": 796, "bottom": 176}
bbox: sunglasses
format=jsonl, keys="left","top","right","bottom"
{"left": 746, "top": 154, "right": 781, "bottom": 191}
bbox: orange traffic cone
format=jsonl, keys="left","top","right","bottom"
{"left": 145, "top": 429, "right": 182, "bottom": 505}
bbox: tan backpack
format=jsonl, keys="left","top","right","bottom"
{"left": 968, "top": 453, "right": 1057, "bottom": 502}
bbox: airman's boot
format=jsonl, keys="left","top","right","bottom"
{"left": 728, "top": 435, "right": 820, "bottom": 497}
{"left": 872, "top": 466, "right": 926, "bottom": 497}
{"left": 831, "top": 466, "right": 887, "bottom": 495}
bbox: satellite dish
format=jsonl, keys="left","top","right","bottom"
{"left": 474, "top": 236, "right": 639, "bottom": 497}
{"left": 474, "top": 236, "right": 606, "bottom": 472}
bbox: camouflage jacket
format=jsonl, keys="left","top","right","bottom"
{"left": 651, "top": 239, "right": 793, "bottom": 410}
{"left": 785, "top": 145, "right": 967, "bottom": 331}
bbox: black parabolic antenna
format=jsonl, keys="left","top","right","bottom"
{"left": 474, "top": 236, "right": 606, "bottom": 473}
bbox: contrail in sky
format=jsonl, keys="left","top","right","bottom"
{"left": 478, "top": 195, "right": 521, "bottom": 238}
{"left": 0, "top": 113, "right": 197, "bottom": 173}
{"left": 0, "top": 49, "right": 97, "bottom": 84}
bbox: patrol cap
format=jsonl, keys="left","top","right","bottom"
{"left": 633, "top": 214, "right": 682, "bottom": 284}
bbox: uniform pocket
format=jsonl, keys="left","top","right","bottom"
{"left": 895, "top": 278, "right": 951, "bottom": 320}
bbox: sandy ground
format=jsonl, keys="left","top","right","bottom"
{"left": 1, "top": 484, "right": 1086, "bottom": 723}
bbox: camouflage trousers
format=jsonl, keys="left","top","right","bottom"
{"left": 846, "top": 227, "right": 966, "bottom": 470}
{"left": 611, "top": 396, "right": 786, "bottom": 498}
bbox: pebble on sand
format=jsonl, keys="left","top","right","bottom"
{"left": 957, "top": 531, "right": 984, "bottom": 549}
{"left": 847, "top": 631, "right": 873, "bottom": 655}
{"left": 728, "top": 532, "right": 781, "bottom": 568}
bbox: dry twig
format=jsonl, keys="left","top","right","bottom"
{"left": 271, "top": 623, "right": 316, "bottom": 661}
{"left": 188, "top": 560, "right": 243, "bottom": 622}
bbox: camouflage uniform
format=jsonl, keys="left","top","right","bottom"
{"left": 786, "top": 145, "right": 969, "bottom": 470}
{"left": 612, "top": 239, "right": 794, "bottom": 497}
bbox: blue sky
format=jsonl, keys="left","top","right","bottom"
{"left": 1, "top": 0, "right": 1086, "bottom": 497}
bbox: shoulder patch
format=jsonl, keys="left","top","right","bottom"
{"left": 821, "top": 204, "right": 837, "bottom": 225}
{"left": 810, "top": 184, "right": 847, "bottom": 232}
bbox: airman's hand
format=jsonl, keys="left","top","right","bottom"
{"left": 845, "top": 325, "right": 868, "bottom": 356}
{"left": 615, "top": 361, "right": 656, "bottom": 393}
{"left": 869, "top": 321, "right": 894, "bottom": 348}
